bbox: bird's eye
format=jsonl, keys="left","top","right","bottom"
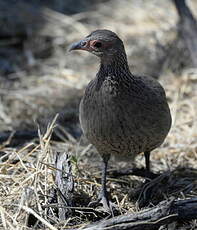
{"left": 94, "top": 42, "right": 102, "bottom": 48}
{"left": 81, "top": 41, "right": 87, "bottom": 47}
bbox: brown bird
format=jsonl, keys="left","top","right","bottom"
{"left": 69, "top": 30, "right": 171, "bottom": 210}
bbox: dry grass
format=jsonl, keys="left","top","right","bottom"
{"left": 0, "top": 0, "right": 197, "bottom": 229}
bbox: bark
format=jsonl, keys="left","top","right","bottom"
{"left": 55, "top": 153, "right": 74, "bottom": 220}
{"left": 80, "top": 198, "right": 197, "bottom": 230}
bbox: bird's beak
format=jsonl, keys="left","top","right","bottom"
{"left": 68, "top": 39, "right": 88, "bottom": 52}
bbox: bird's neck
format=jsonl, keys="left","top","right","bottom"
{"left": 98, "top": 51, "right": 133, "bottom": 81}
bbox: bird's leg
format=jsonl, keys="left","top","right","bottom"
{"left": 138, "top": 151, "right": 160, "bottom": 208}
{"left": 89, "top": 155, "right": 110, "bottom": 211}
{"left": 144, "top": 151, "right": 150, "bottom": 174}
{"left": 98, "top": 155, "right": 109, "bottom": 209}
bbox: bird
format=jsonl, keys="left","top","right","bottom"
{"left": 69, "top": 29, "right": 172, "bottom": 210}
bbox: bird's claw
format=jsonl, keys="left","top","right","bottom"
{"left": 88, "top": 194, "right": 111, "bottom": 212}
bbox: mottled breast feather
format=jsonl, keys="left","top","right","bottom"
{"left": 79, "top": 73, "right": 171, "bottom": 159}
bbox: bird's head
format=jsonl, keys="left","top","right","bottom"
{"left": 68, "top": 29, "right": 125, "bottom": 60}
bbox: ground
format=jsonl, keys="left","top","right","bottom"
{"left": 0, "top": 0, "right": 197, "bottom": 229}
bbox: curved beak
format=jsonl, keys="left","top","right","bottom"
{"left": 68, "top": 39, "right": 88, "bottom": 52}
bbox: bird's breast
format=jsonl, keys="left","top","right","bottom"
{"left": 79, "top": 77, "right": 171, "bottom": 156}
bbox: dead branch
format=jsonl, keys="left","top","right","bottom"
{"left": 80, "top": 198, "right": 197, "bottom": 230}
{"left": 55, "top": 153, "right": 74, "bottom": 220}
{"left": 173, "top": 0, "right": 197, "bottom": 67}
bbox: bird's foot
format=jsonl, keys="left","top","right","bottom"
{"left": 88, "top": 193, "right": 112, "bottom": 213}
